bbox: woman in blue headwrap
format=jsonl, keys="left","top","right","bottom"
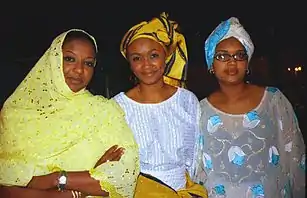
{"left": 198, "top": 17, "right": 305, "bottom": 197}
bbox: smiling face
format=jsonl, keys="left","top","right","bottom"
{"left": 126, "top": 38, "right": 166, "bottom": 86}
{"left": 62, "top": 35, "right": 96, "bottom": 92}
{"left": 212, "top": 37, "right": 248, "bottom": 85}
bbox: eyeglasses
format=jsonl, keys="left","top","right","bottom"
{"left": 214, "top": 51, "right": 248, "bottom": 62}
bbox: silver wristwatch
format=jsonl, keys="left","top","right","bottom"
{"left": 57, "top": 170, "right": 67, "bottom": 192}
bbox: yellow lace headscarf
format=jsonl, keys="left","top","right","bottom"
{"left": 120, "top": 12, "right": 188, "bottom": 88}
{"left": 0, "top": 29, "right": 139, "bottom": 198}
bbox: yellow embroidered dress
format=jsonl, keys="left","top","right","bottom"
{"left": 0, "top": 29, "right": 139, "bottom": 198}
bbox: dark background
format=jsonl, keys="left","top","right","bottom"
{"left": 1, "top": 2, "right": 306, "bottom": 135}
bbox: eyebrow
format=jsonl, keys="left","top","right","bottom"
{"left": 215, "top": 49, "right": 245, "bottom": 53}
{"left": 215, "top": 50, "right": 228, "bottom": 53}
{"left": 63, "top": 50, "right": 95, "bottom": 59}
{"left": 63, "top": 50, "right": 76, "bottom": 55}
{"left": 128, "top": 48, "right": 160, "bottom": 57}
{"left": 128, "top": 52, "right": 140, "bottom": 57}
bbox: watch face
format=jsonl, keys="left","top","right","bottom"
{"left": 59, "top": 175, "right": 67, "bottom": 184}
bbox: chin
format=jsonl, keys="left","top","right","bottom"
{"left": 68, "top": 85, "right": 85, "bottom": 93}
{"left": 70, "top": 88, "right": 80, "bottom": 93}
{"left": 137, "top": 75, "right": 162, "bottom": 85}
{"left": 141, "top": 81, "right": 160, "bottom": 86}
{"left": 219, "top": 75, "right": 244, "bottom": 85}
{"left": 139, "top": 78, "right": 162, "bottom": 86}
{"left": 223, "top": 80, "right": 244, "bottom": 86}
{"left": 218, "top": 78, "right": 241, "bottom": 85}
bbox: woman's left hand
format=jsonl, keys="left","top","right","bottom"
{"left": 94, "top": 145, "right": 125, "bottom": 168}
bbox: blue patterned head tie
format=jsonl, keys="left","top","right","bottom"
{"left": 204, "top": 17, "right": 254, "bottom": 70}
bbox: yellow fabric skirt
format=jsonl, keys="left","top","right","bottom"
{"left": 134, "top": 173, "right": 208, "bottom": 198}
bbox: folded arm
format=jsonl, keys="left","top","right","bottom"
{"left": 27, "top": 145, "right": 125, "bottom": 197}
{"left": 0, "top": 186, "right": 73, "bottom": 198}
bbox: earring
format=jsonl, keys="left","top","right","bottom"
{"left": 209, "top": 69, "right": 215, "bottom": 74}
{"left": 129, "top": 74, "right": 139, "bottom": 85}
{"left": 246, "top": 68, "right": 250, "bottom": 75}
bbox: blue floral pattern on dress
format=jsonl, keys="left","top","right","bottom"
{"left": 269, "top": 146, "right": 280, "bottom": 166}
{"left": 243, "top": 111, "right": 260, "bottom": 129}
{"left": 300, "top": 154, "right": 305, "bottom": 171}
{"left": 281, "top": 179, "right": 291, "bottom": 198}
{"left": 250, "top": 184, "right": 264, "bottom": 198}
{"left": 266, "top": 86, "right": 278, "bottom": 93}
{"left": 203, "top": 152, "right": 213, "bottom": 170}
{"left": 233, "top": 153, "right": 245, "bottom": 166}
{"left": 207, "top": 115, "right": 223, "bottom": 133}
{"left": 214, "top": 184, "right": 226, "bottom": 195}
{"left": 228, "top": 146, "right": 246, "bottom": 166}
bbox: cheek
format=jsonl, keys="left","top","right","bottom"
{"left": 153, "top": 59, "right": 165, "bottom": 70}
{"left": 234, "top": 62, "right": 248, "bottom": 76}
{"left": 62, "top": 62, "right": 77, "bottom": 76}
{"left": 130, "top": 63, "right": 142, "bottom": 74}
{"left": 212, "top": 63, "right": 225, "bottom": 73}
{"left": 238, "top": 62, "right": 248, "bottom": 71}
{"left": 84, "top": 68, "right": 94, "bottom": 81}
{"left": 62, "top": 63, "right": 69, "bottom": 75}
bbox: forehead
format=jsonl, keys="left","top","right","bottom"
{"left": 62, "top": 38, "right": 94, "bottom": 50}
{"left": 127, "top": 38, "right": 165, "bottom": 53}
{"left": 216, "top": 37, "right": 245, "bottom": 51}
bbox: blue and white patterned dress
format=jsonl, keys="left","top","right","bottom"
{"left": 198, "top": 87, "right": 305, "bottom": 198}
{"left": 113, "top": 87, "right": 201, "bottom": 190}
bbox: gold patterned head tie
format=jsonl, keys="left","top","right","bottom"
{"left": 120, "top": 12, "right": 188, "bottom": 88}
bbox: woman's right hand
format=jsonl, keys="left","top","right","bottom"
{"left": 94, "top": 145, "right": 125, "bottom": 168}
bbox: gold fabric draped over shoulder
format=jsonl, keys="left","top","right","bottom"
{"left": 120, "top": 12, "right": 188, "bottom": 88}
{"left": 0, "top": 29, "right": 139, "bottom": 198}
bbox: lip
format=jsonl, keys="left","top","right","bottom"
{"left": 67, "top": 77, "right": 83, "bottom": 84}
{"left": 225, "top": 68, "right": 238, "bottom": 76}
{"left": 141, "top": 71, "right": 156, "bottom": 77}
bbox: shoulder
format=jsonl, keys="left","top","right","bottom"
{"left": 97, "top": 96, "right": 126, "bottom": 116}
{"left": 249, "top": 84, "right": 265, "bottom": 93}
{"left": 247, "top": 84, "right": 266, "bottom": 102}
{"left": 178, "top": 87, "right": 199, "bottom": 103}
{"left": 199, "top": 89, "right": 220, "bottom": 110}
{"left": 263, "top": 86, "right": 285, "bottom": 102}
{"left": 265, "top": 86, "right": 293, "bottom": 106}
{"left": 265, "top": 86, "right": 281, "bottom": 94}
{"left": 176, "top": 88, "right": 201, "bottom": 118}
{"left": 113, "top": 92, "right": 125, "bottom": 102}
{"left": 199, "top": 97, "right": 209, "bottom": 109}
{"left": 112, "top": 93, "right": 132, "bottom": 114}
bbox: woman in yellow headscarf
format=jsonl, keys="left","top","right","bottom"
{"left": 114, "top": 12, "right": 208, "bottom": 197}
{"left": 0, "top": 29, "right": 139, "bottom": 198}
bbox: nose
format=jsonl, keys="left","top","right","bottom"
{"left": 73, "top": 61, "right": 84, "bottom": 74}
{"left": 227, "top": 57, "right": 237, "bottom": 65}
{"left": 142, "top": 57, "right": 152, "bottom": 69}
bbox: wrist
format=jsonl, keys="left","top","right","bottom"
{"left": 51, "top": 172, "right": 60, "bottom": 187}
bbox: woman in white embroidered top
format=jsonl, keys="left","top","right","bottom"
{"left": 198, "top": 17, "right": 305, "bottom": 198}
{"left": 113, "top": 12, "right": 207, "bottom": 198}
